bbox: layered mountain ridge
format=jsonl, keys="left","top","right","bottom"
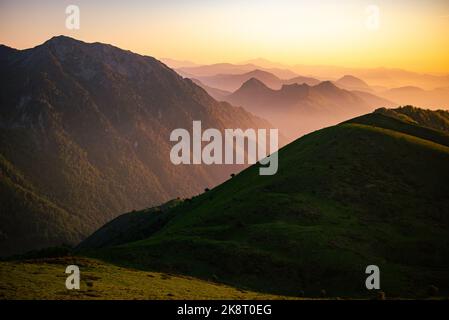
{"left": 225, "top": 78, "right": 394, "bottom": 139}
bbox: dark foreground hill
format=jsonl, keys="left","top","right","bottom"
{"left": 0, "top": 36, "right": 270, "bottom": 256}
{"left": 80, "top": 108, "right": 449, "bottom": 298}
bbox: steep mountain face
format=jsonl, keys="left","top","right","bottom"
{"left": 81, "top": 108, "right": 449, "bottom": 297}
{"left": 0, "top": 36, "right": 271, "bottom": 256}
{"left": 225, "top": 79, "right": 394, "bottom": 139}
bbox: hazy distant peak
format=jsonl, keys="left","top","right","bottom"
{"left": 338, "top": 74, "right": 368, "bottom": 85}
{"left": 249, "top": 69, "right": 266, "bottom": 73}
{"left": 246, "top": 69, "right": 277, "bottom": 77}
{"left": 316, "top": 80, "right": 338, "bottom": 90}
{"left": 280, "top": 82, "right": 309, "bottom": 91}
{"left": 241, "top": 77, "right": 269, "bottom": 89}
{"left": 390, "top": 86, "right": 425, "bottom": 92}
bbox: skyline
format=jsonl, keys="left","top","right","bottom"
{"left": 1, "top": 0, "right": 449, "bottom": 73}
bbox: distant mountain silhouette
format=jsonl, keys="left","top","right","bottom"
{"left": 0, "top": 36, "right": 271, "bottom": 256}
{"left": 335, "top": 75, "right": 372, "bottom": 92}
{"left": 239, "top": 58, "right": 289, "bottom": 69}
{"left": 379, "top": 86, "right": 449, "bottom": 109}
{"left": 226, "top": 79, "right": 394, "bottom": 139}
{"left": 190, "top": 68, "right": 321, "bottom": 93}
{"left": 196, "top": 69, "right": 284, "bottom": 91}
{"left": 177, "top": 63, "right": 298, "bottom": 80}
{"left": 283, "top": 75, "right": 321, "bottom": 87}
{"left": 292, "top": 65, "right": 449, "bottom": 89}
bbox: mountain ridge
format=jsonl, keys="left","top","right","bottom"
{"left": 225, "top": 78, "right": 394, "bottom": 139}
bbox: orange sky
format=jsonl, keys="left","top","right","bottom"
{"left": 1, "top": 0, "right": 449, "bottom": 73}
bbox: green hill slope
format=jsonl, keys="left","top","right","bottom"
{"left": 80, "top": 111, "right": 449, "bottom": 298}
{"left": 374, "top": 105, "right": 449, "bottom": 133}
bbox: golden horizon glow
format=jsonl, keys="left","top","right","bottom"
{"left": 1, "top": 0, "right": 449, "bottom": 73}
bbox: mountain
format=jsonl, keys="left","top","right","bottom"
{"left": 335, "top": 75, "right": 372, "bottom": 92}
{"left": 80, "top": 108, "right": 449, "bottom": 298}
{"left": 379, "top": 86, "right": 449, "bottom": 109}
{"left": 177, "top": 63, "right": 298, "bottom": 80}
{"left": 225, "top": 79, "right": 394, "bottom": 139}
{"left": 0, "top": 36, "right": 271, "bottom": 256}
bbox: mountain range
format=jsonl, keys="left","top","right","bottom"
{"left": 334, "top": 75, "right": 372, "bottom": 92}
{"left": 225, "top": 78, "right": 394, "bottom": 139}
{"left": 191, "top": 69, "right": 321, "bottom": 92}
{"left": 176, "top": 63, "right": 298, "bottom": 80}
{"left": 290, "top": 65, "right": 449, "bottom": 90}
{"left": 379, "top": 86, "right": 449, "bottom": 109}
{"left": 169, "top": 58, "right": 449, "bottom": 90}
{"left": 172, "top": 60, "right": 449, "bottom": 118}
{"left": 0, "top": 36, "right": 271, "bottom": 256}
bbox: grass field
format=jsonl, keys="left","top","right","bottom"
{"left": 0, "top": 257, "right": 292, "bottom": 300}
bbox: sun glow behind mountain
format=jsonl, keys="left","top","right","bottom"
{"left": 1, "top": 0, "right": 449, "bottom": 73}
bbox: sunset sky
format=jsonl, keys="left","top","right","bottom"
{"left": 1, "top": 0, "right": 449, "bottom": 73}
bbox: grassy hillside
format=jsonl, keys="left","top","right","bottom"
{"left": 0, "top": 257, "right": 290, "bottom": 299}
{"left": 80, "top": 111, "right": 449, "bottom": 298}
{"left": 346, "top": 112, "right": 449, "bottom": 147}
{"left": 375, "top": 106, "right": 449, "bottom": 133}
